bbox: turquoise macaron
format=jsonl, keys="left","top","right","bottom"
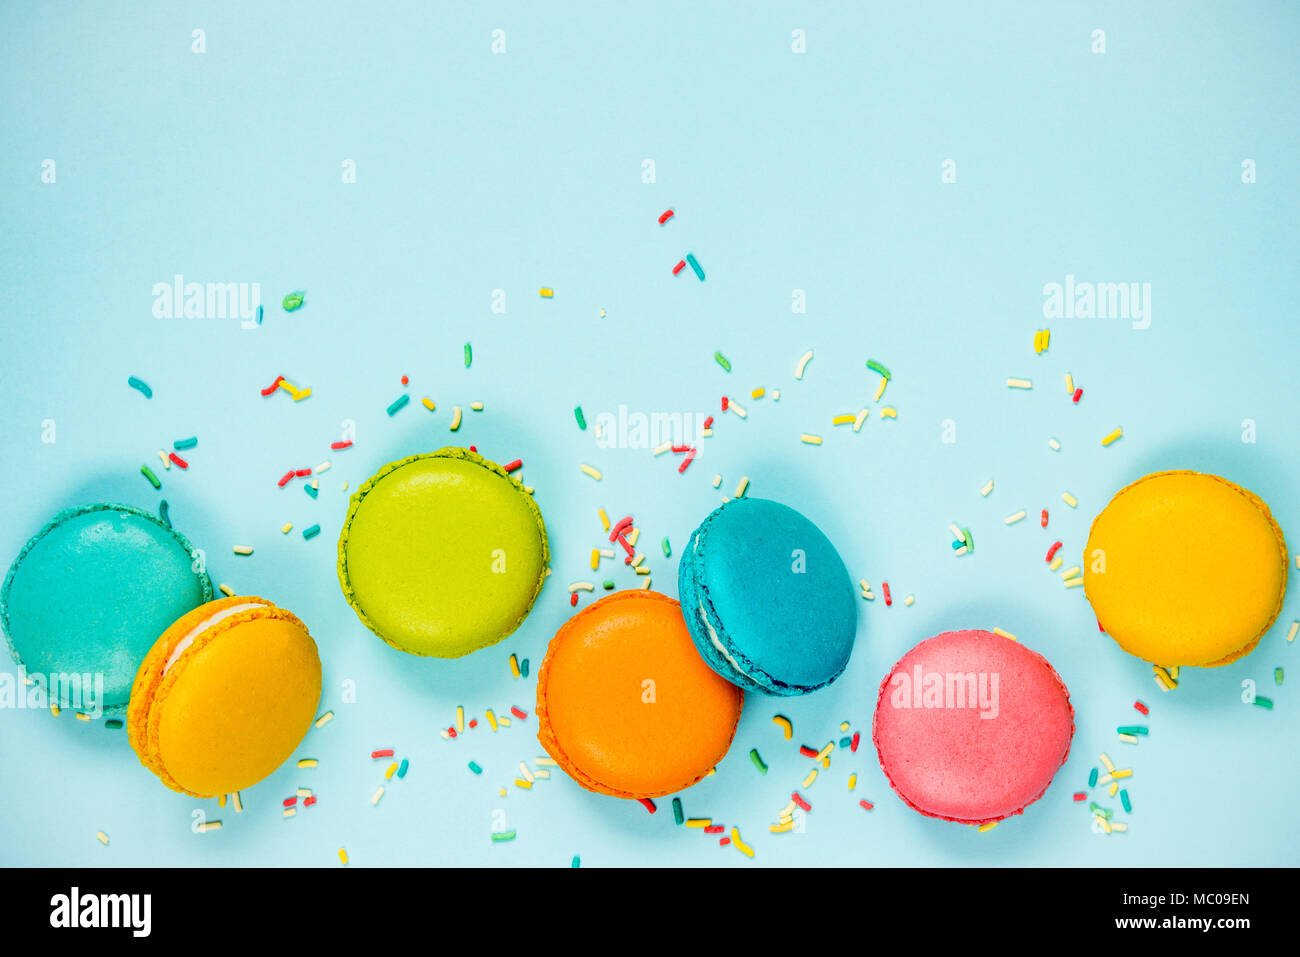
{"left": 677, "top": 497, "right": 857, "bottom": 695}
{"left": 1, "top": 503, "right": 213, "bottom": 716}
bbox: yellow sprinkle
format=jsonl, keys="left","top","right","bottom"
{"left": 1096, "top": 815, "right": 1112, "bottom": 834}
{"left": 1101, "top": 427, "right": 1123, "bottom": 446}
{"left": 159, "top": 450, "right": 170, "bottom": 470}
{"left": 298, "top": 759, "right": 318, "bottom": 768}
{"left": 1061, "top": 566, "right": 1081, "bottom": 579}
{"left": 456, "top": 704, "right": 466, "bottom": 733}
{"left": 628, "top": 527, "right": 641, "bottom": 547}
{"left": 598, "top": 508, "right": 610, "bottom": 531}
{"left": 218, "top": 794, "right": 227, "bottom": 807}
{"left": 498, "top": 788, "right": 506, "bottom": 797}
{"left": 1064, "top": 373, "right": 1074, "bottom": 394}
{"left": 598, "top": 548, "right": 614, "bottom": 558}
{"left": 569, "top": 581, "right": 596, "bottom": 593}
{"left": 903, "top": 594, "right": 915, "bottom": 606}
{"left": 848, "top": 773, "right": 857, "bottom": 791}
{"left": 310, "top": 479, "right": 318, "bottom": 491}
{"left": 751, "top": 387, "right": 765, "bottom": 399}
{"left": 470, "top": 401, "right": 484, "bottom": 411}
{"left": 232, "top": 545, "right": 254, "bottom": 556}
{"left": 338, "top": 848, "right": 348, "bottom": 866}
{"left": 498, "top": 714, "right": 511, "bottom": 728}
{"left": 1286, "top": 620, "right": 1298, "bottom": 643}
{"left": 281, "top": 523, "right": 293, "bottom": 534}
{"left": 1152, "top": 665, "right": 1177, "bottom": 690}
{"left": 316, "top": 461, "right": 331, "bottom": 473}
{"left": 980, "top": 479, "right": 994, "bottom": 497}
{"left": 514, "top": 778, "right": 533, "bottom": 790}
{"left": 519, "top": 762, "right": 535, "bottom": 783}
{"left": 800, "top": 433, "right": 823, "bottom": 445}
{"left": 1169, "top": 666, "right": 1179, "bottom": 679}
{"left": 853, "top": 408, "right": 869, "bottom": 431}
{"left": 96, "top": 831, "right": 109, "bottom": 846}
{"left": 534, "top": 769, "right": 551, "bottom": 779}
{"left": 422, "top": 397, "right": 436, "bottom": 411}
{"left": 992, "top": 627, "right": 1017, "bottom": 642}
{"left": 879, "top": 407, "right": 897, "bottom": 419}
{"left": 727, "top": 398, "right": 748, "bottom": 418}
{"left": 539, "top": 287, "right": 554, "bottom": 297}
{"left": 371, "top": 787, "right": 385, "bottom": 806}
{"left": 486, "top": 709, "right": 498, "bottom": 731}
{"left": 314, "top": 711, "right": 334, "bottom": 728}
{"left": 1119, "top": 733, "right": 1140, "bottom": 744}
{"left": 385, "top": 761, "right": 398, "bottom": 780}
{"left": 795, "top": 350, "right": 814, "bottom": 379}
{"left": 772, "top": 714, "right": 793, "bottom": 740}
{"left": 580, "top": 464, "right": 602, "bottom": 480}
{"left": 730, "top": 828, "right": 755, "bottom": 858}
{"left": 839, "top": 721, "right": 850, "bottom": 732}
{"left": 802, "top": 768, "right": 819, "bottom": 789}
{"left": 1004, "top": 509, "right": 1027, "bottom": 525}
{"left": 232, "top": 792, "right": 243, "bottom": 812}
{"left": 712, "top": 474, "right": 723, "bottom": 489}
{"left": 953, "top": 545, "right": 967, "bottom": 556}
{"left": 1063, "top": 577, "right": 1084, "bottom": 588}
{"left": 977, "top": 822, "right": 998, "bottom": 833}
{"left": 449, "top": 406, "right": 463, "bottom": 431}
{"left": 686, "top": 818, "right": 711, "bottom": 828}
{"left": 636, "top": 567, "right": 650, "bottom": 576}
{"left": 218, "top": 583, "right": 234, "bottom": 597}
{"left": 75, "top": 712, "right": 91, "bottom": 722}
{"left": 198, "top": 820, "right": 223, "bottom": 833}
{"left": 1111, "top": 822, "right": 1128, "bottom": 833}
{"left": 1061, "top": 492, "right": 1078, "bottom": 508}
{"left": 770, "top": 820, "right": 795, "bottom": 833}
{"left": 50, "top": 704, "right": 60, "bottom": 716}
{"left": 832, "top": 414, "right": 856, "bottom": 426}
{"left": 630, "top": 552, "right": 645, "bottom": 568}
{"left": 1048, "top": 438, "right": 1061, "bottom": 451}
{"left": 342, "top": 482, "right": 348, "bottom": 491}
{"left": 297, "top": 787, "right": 312, "bottom": 798}
{"left": 1099, "top": 752, "right": 1116, "bottom": 773}
{"left": 874, "top": 378, "right": 888, "bottom": 402}
{"left": 283, "top": 809, "right": 296, "bottom": 819}
{"left": 735, "top": 476, "right": 749, "bottom": 498}
{"left": 641, "top": 577, "right": 652, "bottom": 589}
{"left": 1048, "top": 556, "right": 1063, "bottom": 571}
{"left": 1006, "top": 378, "right": 1032, "bottom": 389}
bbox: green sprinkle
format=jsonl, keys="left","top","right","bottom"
{"left": 1120, "top": 789, "right": 1132, "bottom": 813}
{"left": 173, "top": 437, "right": 197, "bottom": 450}
{"left": 158, "top": 500, "right": 171, "bottom": 528}
{"left": 520, "top": 658, "right": 529, "bottom": 678}
{"left": 1116, "top": 726, "right": 1148, "bottom": 735}
{"left": 749, "top": 749, "right": 768, "bottom": 774}
{"left": 464, "top": 342, "right": 472, "bottom": 367}
{"left": 1088, "top": 767, "right": 1098, "bottom": 787}
{"left": 282, "top": 291, "right": 305, "bottom": 311}
{"left": 302, "top": 524, "right": 321, "bottom": 540}
{"left": 140, "top": 465, "right": 161, "bottom": 489}
{"left": 672, "top": 797, "right": 684, "bottom": 825}
{"left": 574, "top": 406, "right": 587, "bottom": 430}
{"left": 714, "top": 351, "right": 731, "bottom": 372}
{"left": 491, "top": 830, "right": 516, "bottom": 842}
{"left": 571, "top": 855, "right": 580, "bottom": 868}
{"left": 1276, "top": 667, "right": 1284, "bottom": 685}
{"left": 839, "top": 736, "right": 852, "bottom": 749}
{"left": 686, "top": 253, "right": 704, "bottom": 281}
{"left": 602, "top": 579, "right": 615, "bottom": 590}
{"left": 962, "top": 528, "right": 973, "bottom": 552}
{"left": 386, "top": 394, "right": 410, "bottom": 416}
{"left": 468, "top": 761, "right": 482, "bottom": 775}
{"left": 304, "top": 483, "right": 318, "bottom": 499}
{"left": 396, "top": 758, "right": 409, "bottom": 779}
{"left": 661, "top": 537, "right": 672, "bottom": 557}
{"left": 865, "top": 359, "right": 892, "bottom": 381}
{"left": 104, "top": 719, "right": 123, "bottom": 730}
{"left": 1089, "top": 802, "right": 1113, "bottom": 819}
{"left": 127, "top": 376, "right": 153, "bottom": 398}
{"left": 1254, "top": 696, "right": 1273, "bottom": 709}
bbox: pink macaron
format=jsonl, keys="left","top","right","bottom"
{"left": 873, "top": 629, "right": 1074, "bottom": 824}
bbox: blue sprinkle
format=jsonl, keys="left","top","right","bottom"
{"left": 127, "top": 376, "right": 153, "bottom": 398}
{"left": 386, "top": 394, "right": 410, "bottom": 416}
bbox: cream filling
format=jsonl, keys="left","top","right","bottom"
{"left": 691, "top": 533, "right": 757, "bottom": 682}
{"left": 162, "top": 601, "right": 267, "bottom": 675}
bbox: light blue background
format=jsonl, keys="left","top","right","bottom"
{"left": 2, "top": 1, "right": 1297, "bottom": 867}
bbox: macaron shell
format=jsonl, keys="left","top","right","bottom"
{"left": 130, "top": 598, "right": 320, "bottom": 797}
{"left": 337, "top": 448, "right": 548, "bottom": 658}
{"left": 873, "top": 629, "right": 1074, "bottom": 824}
{"left": 1, "top": 503, "right": 212, "bottom": 715}
{"left": 679, "top": 498, "right": 856, "bottom": 694}
{"left": 536, "top": 591, "right": 744, "bottom": 799}
{"left": 1084, "top": 470, "right": 1287, "bottom": 667}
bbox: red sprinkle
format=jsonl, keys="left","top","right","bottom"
{"left": 1134, "top": 700, "right": 1149, "bottom": 715}
{"left": 798, "top": 745, "right": 818, "bottom": 758}
{"left": 1045, "top": 541, "right": 1063, "bottom": 562}
{"left": 671, "top": 445, "right": 690, "bottom": 454}
{"left": 638, "top": 798, "right": 657, "bottom": 814}
{"left": 719, "top": 837, "right": 731, "bottom": 846}
{"left": 704, "top": 824, "right": 724, "bottom": 834}
{"left": 510, "top": 706, "right": 527, "bottom": 720}
{"left": 882, "top": 582, "right": 892, "bottom": 607}
{"left": 294, "top": 468, "right": 312, "bottom": 477}
{"left": 330, "top": 440, "right": 353, "bottom": 450}
{"left": 503, "top": 459, "right": 522, "bottom": 473}
{"left": 1040, "top": 509, "right": 1049, "bottom": 528}
{"left": 618, "top": 535, "right": 635, "bottom": 558}
{"left": 677, "top": 448, "right": 697, "bottom": 473}
{"left": 850, "top": 731, "right": 860, "bottom": 753}
{"left": 1073, "top": 792, "right": 1087, "bottom": 802}
{"left": 401, "top": 375, "right": 409, "bottom": 386}
{"left": 260, "top": 376, "right": 285, "bottom": 396}
{"left": 447, "top": 727, "right": 457, "bottom": 738}
{"left": 277, "top": 470, "right": 295, "bottom": 488}
{"left": 283, "top": 797, "right": 297, "bottom": 807}
{"left": 702, "top": 416, "right": 714, "bottom": 430}
{"left": 468, "top": 719, "right": 478, "bottom": 729}
{"left": 370, "top": 749, "right": 394, "bottom": 759}
{"left": 658, "top": 209, "right": 675, "bottom": 225}
{"left": 1072, "top": 387, "right": 1083, "bottom": 403}
{"left": 1098, "top": 619, "right": 1105, "bottom": 633}
{"left": 169, "top": 453, "right": 188, "bottom": 470}
{"left": 303, "top": 796, "right": 317, "bottom": 807}
{"left": 720, "top": 396, "right": 729, "bottom": 412}
{"left": 609, "top": 516, "right": 634, "bottom": 542}
{"left": 672, "top": 259, "right": 686, "bottom": 275}
{"left": 791, "top": 792, "right": 811, "bottom": 812}
{"left": 570, "top": 593, "right": 578, "bottom": 606}
{"left": 859, "top": 800, "right": 874, "bottom": 811}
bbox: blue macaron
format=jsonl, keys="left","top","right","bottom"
{"left": 677, "top": 497, "right": 857, "bottom": 695}
{"left": 1, "top": 503, "right": 213, "bottom": 716}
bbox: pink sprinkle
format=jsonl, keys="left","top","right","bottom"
{"left": 370, "top": 749, "right": 394, "bottom": 759}
{"left": 677, "top": 448, "right": 697, "bottom": 473}
{"left": 609, "top": 516, "right": 634, "bottom": 542}
{"left": 859, "top": 800, "right": 874, "bottom": 811}
{"left": 331, "top": 440, "right": 353, "bottom": 450}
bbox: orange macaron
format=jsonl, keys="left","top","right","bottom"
{"left": 536, "top": 590, "right": 744, "bottom": 799}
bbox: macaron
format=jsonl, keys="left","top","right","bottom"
{"left": 536, "top": 591, "right": 744, "bottom": 799}
{"left": 337, "top": 448, "right": 549, "bottom": 658}
{"left": 1084, "top": 470, "right": 1288, "bottom": 667}
{"left": 128, "top": 596, "right": 321, "bottom": 797}
{"left": 873, "top": 629, "right": 1075, "bottom": 824}
{"left": 1, "top": 503, "right": 212, "bottom": 716}
{"left": 678, "top": 497, "right": 856, "bottom": 695}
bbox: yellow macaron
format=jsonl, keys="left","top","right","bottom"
{"left": 128, "top": 596, "right": 322, "bottom": 797}
{"left": 1084, "top": 470, "right": 1288, "bottom": 667}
